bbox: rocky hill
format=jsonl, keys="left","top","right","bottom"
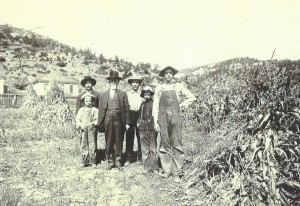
{"left": 0, "top": 24, "right": 160, "bottom": 92}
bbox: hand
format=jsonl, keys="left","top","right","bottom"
{"left": 126, "top": 124, "right": 130, "bottom": 130}
{"left": 154, "top": 121, "right": 160, "bottom": 132}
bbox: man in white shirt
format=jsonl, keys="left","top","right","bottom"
{"left": 125, "top": 75, "right": 143, "bottom": 166}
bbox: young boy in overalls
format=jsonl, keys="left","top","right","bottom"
{"left": 76, "top": 93, "right": 99, "bottom": 167}
{"left": 138, "top": 86, "right": 159, "bottom": 175}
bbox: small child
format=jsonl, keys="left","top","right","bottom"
{"left": 76, "top": 93, "right": 99, "bottom": 167}
{"left": 137, "top": 86, "right": 159, "bottom": 175}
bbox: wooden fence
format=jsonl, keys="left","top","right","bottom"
{"left": 0, "top": 94, "right": 77, "bottom": 107}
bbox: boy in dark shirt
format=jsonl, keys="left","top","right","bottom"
{"left": 137, "top": 86, "right": 159, "bottom": 175}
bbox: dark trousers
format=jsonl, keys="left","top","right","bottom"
{"left": 126, "top": 110, "right": 141, "bottom": 161}
{"left": 140, "top": 119, "right": 159, "bottom": 171}
{"left": 104, "top": 111, "right": 123, "bottom": 164}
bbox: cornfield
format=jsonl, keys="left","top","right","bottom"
{"left": 180, "top": 60, "right": 300, "bottom": 205}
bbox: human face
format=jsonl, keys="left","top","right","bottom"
{"left": 164, "top": 69, "right": 174, "bottom": 82}
{"left": 131, "top": 80, "right": 140, "bottom": 91}
{"left": 144, "top": 92, "right": 151, "bottom": 101}
{"left": 84, "top": 80, "right": 93, "bottom": 91}
{"left": 109, "top": 79, "right": 119, "bottom": 90}
{"left": 84, "top": 97, "right": 92, "bottom": 107}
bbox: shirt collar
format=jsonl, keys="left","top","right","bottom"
{"left": 131, "top": 90, "right": 139, "bottom": 93}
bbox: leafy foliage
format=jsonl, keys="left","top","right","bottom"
{"left": 180, "top": 60, "right": 300, "bottom": 205}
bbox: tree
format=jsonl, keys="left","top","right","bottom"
{"left": 99, "top": 53, "right": 107, "bottom": 64}
{"left": 1, "top": 24, "right": 12, "bottom": 35}
{"left": 153, "top": 64, "right": 160, "bottom": 73}
{"left": 14, "top": 48, "right": 29, "bottom": 68}
{"left": 115, "top": 55, "right": 120, "bottom": 68}
{"left": 13, "top": 76, "right": 29, "bottom": 90}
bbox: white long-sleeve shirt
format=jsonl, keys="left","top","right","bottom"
{"left": 152, "top": 82, "right": 196, "bottom": 122}
{"left": 127, "top": 90, "right": 143, "bottom": 111}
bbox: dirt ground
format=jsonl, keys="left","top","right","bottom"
{"left": 0, "top": 129, "right": 200, "bottom": 206}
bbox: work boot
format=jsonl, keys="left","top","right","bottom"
{"left": 173, "top": 175, "right": 181, "bottom": 183}
{"left": 115, "top": 161, "right": 123, "bottom": 171}
{"left": 107, "top": 162, "right": 114, "bottom": 170}
{"left": 124, "top": 160, "right": 131, "bottom": 166}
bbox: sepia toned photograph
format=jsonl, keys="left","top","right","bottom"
{"left": 0, "top": 0, "right": 300, "bottom": 205}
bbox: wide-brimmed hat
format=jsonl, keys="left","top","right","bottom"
{"left": 158, "top": 66, "right": 179, "bottom": 77}
{"left": 81, "top": 76, "right": 96, "bottom": 86}
{"left": 140, "top": 86, "right": 154, "bottom": 98}
{"left": 128, "top": 75, "right": 143, "bottom": 84}
{"left": 106, "top": 70, "right": 122, "bottom": 80}
{"left": 81, "top": 93, "right": 96, "bottom": 102}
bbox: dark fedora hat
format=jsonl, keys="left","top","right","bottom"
{"left": 81, "top": 76, "right": 96, "bottom": 86}
{"left": 140, "top": 86, "right": 154, "bottom": 98}
{"left": 106, "top": 70, "right": 122, "bottom": 80}
{"left": 158, "top": 66, "right": 179, "bottom": 77}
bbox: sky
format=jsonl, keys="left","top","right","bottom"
{"left": 1, "top": 0, "right": 300, "bottom": 69}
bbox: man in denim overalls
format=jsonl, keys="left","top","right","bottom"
{"left": 153, "top": 66, "right": 196, "bottom": 182}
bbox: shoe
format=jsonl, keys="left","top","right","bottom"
{"left": 107, "top": 163, "right": 114, "bottom": 170}
{"left": 83, "top": 163, "right": 90, "bottom": 167}
{"left": 173, "top": 175, "right": 181, "bottom": 183}
{"left": 153, "top": 170, "right": 159, "bottom": 175}
{"left": 124, "top": 161, "right": 131, "bottom": 166}
{"left": 142, "top": 169, "right": 148, "bottom": 174}
{"left": 148, "top": 169, "right": 154, "bottom": 178}
{"left": 115, "top": 161, "right": 123, "bottom": 170}
{"left": 160, "top": 172, "right": 171, "bottom": 178}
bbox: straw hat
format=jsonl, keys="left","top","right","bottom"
{"left": 158, "top": 66, "right": 179, "bottom": 77}
{"left": 140, "top": 86, "right": 154, "bottom": 98}
{"left": 81, "top": 93, "right": 96, "bottom": 102}
{"left": 128, "top": 75, "right": 143, "bottom": 84}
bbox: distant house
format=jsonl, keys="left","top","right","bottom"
{"left": 0, "top": 76, "right": 8, "bottom": 94}
{"left": 33, "top": 72, "right": 79, "bottom": 96}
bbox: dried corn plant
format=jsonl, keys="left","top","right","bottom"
{"left": 180, "top": 60, "right": 300, "bottom": 205}
{"left": 22, "top": 81, "right": 75, "bottom": 126}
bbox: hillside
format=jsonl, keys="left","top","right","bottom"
{"left": 1, "top": 24, "right": 300, "bottom": 205}
{"left": 0, "top": 24, "right": 160, "bottom": 92}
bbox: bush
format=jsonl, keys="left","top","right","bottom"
{"left": 122, "top": 71, "right": 132, "bottom": 79}
{"left": 57, "top": 61, "right": 67, "bottom": 67}
{"left": 59, "top": 68, "right": 67, "bottom": 73}
{"left": 83, "top": 59, "right": 89, "bottom": 65}
{"left": 13, "top": 77, "right": 29, "bottom": 90}
{"left": 0, "top": 56, "right": 6, "bottom": 62}
{"left": 0, "top": 40, "right": 9, "bottom": 48}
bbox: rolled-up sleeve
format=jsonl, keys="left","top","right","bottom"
{"left": 177, "top": 83, "right": 196, "bottom": 108}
